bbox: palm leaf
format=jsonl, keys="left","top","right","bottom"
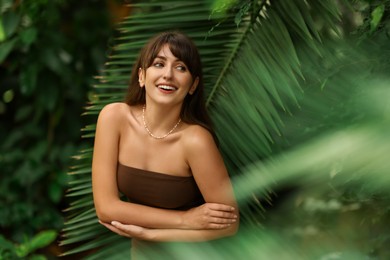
{"left": 61, "top": 0, "right": 343, "bottom": 258}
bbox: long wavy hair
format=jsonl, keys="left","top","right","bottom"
{"left": 125, "top": 31, "right": 217, "bottom": 143}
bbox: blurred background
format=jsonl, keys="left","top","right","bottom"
{"left": 0, "top": 0, "right": 130, "bottom": 257}
{"left": 1, "top": 0, "right": 389, "bottom": 259}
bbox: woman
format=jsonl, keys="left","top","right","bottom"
{"left": 92, "top": 31, "right": 239, "bottom": 257}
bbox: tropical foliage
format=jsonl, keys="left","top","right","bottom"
{"left": 0, "top": 0, "right": 123, "bottom": 258}
{"left": 59, "top": 0, "right": 390, "bottom": 259}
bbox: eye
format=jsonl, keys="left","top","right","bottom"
{"left": 153, "top": 62, "right": 164, "bottom": 68}
{"left": 176, "top": 64, "right": 187, "bottom": 71}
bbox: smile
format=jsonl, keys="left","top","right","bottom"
{"left": 157, "top": 85, "right": 177, "bottom": 91}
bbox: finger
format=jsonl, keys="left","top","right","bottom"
{"left": 206, "top": 203, "right": 235, "bottom": 212}
{"left": 99, "top": 219, "right": 113, "bottom": 225}
{"left": 208, "top": 223, "right": 232, "bottom": 230}
{"left": 101, "top": 222, "right": 131, "bottom": 237}
{"left": 100, "top": 221, "right": 113, "bottom": 229}
{"left": 111, "top": 221, "right": 124, "bottom": 228}
{"left": 111, "top": 222, "right": 149, "bottom": 239}
{"left": 210, "top": 216, "right": 237, "bottom": 224}
{"left": 209, "top": 211, "right": 238, "bottom": 219}
{"left": 111, "top": 221, "right": 133, "bottom": 233}
{"left": 112, "top": 222, "right": 144, "bottom": 235}
{"left": 112, "top": 228, "right": 131, "bottom": 237}
{"left": 109, "top": 221, "right": 133, "bottom": 237}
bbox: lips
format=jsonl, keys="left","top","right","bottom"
{"left": 157, "top": 84, "right": 177, "bottom": 92}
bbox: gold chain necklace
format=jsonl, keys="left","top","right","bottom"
{"left": 142, "top": 105, "right": 181, "bottom": 139}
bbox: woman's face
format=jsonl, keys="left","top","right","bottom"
{"left": 138, "top": 44, "right": 198, "bottom": 106}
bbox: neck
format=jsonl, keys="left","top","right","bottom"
{"left": 142, "top": 103, "right": 182, "bottom": 137}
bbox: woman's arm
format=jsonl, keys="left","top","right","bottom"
{"left": 101, "top": 128, "right": 239, "bottom": 241}
{"left": 184, "top": 126, "right": 239, "bottom": 237}
{"left": 92, "top": 103, "right": 236, "bottom": 230}
{"left": 102, "top": 221, "right": 236, "bottom": 242}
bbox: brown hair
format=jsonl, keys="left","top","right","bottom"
{"left": 125, "top": 31, "right": 217, "bottom": 142}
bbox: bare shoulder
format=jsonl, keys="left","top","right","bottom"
{"left": 182, "top": 124, "right": 217, "bottom": 152}
{"left": 97, "top": 102, "right": 129, "bottom": 123}
{"left": 99, "top": 102, "right": 128, "bottom": 116}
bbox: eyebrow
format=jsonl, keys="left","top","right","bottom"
{"left": 155, "top": 55, "right": 180, "bottom": 62}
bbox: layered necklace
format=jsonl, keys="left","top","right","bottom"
{"left": 142, "top": 105, "right": 181, "bottom": 139}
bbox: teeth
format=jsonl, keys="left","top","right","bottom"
{"left": 158, "top": 85, "right": 176, "bottom": 90}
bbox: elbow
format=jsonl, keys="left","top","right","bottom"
{"left": 227, "top": 222, "right": 239, "bottom": 237}
{"left": 93, "top": 191, "right": 123, "bottom": 223}
{"left": 94, "top": 201, "right": 118, "bottom": 224}
{"left": 217, "top": 221, "right": 239, "bottom": 240}
{"left": 224, "top": 214, "right": 239, "bottom": 238}
{"left": 95, "top": 206, "right": 111, "bottom": 224}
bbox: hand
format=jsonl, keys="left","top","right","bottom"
{"left": 181, "top": 203, "right": 237, "bottom": 230}
{"left": 99, "top": 220, "right": 150, "bottom": 239}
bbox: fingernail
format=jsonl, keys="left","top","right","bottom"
{"left": 111, "top": 221, "right": 117, "bottom": 225}
{"left": 231, "top": 207, "right": 235, "bottom": 211}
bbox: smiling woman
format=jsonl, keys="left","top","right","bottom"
{"left": 91, "top": 31, "right": 239, "bottom": 259}
{"left": 138, "top": 44, "right": 199, "bottom": 112}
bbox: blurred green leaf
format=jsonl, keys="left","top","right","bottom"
{"left": 2, "top": 89, "right": 14, "bottom": 103}
{"left": 0, "top": 0, "right": 13, "bottom": 12}
{"left": 0, "top": 235, "right": 18, "bottom": 259}
{"left": 0, "top": 37, "right": 17, "bottom": 63}
{"left": 49, "top": 181, "right": 63, "bottom": 203}
{"left": 15, "top": 230, "right": 57, "bottom": 257}
{"left": 370, "top": 4, "right": 384, "bottom": 32}
{"left": 29, "top": 255, "right": 47, "bottom": 260}
{"left": 211, "top": 0, "right": 238, "bottom": 14}
{"left": 1, "top": 11, "right": 20, "bottom": 38}
{"left": 0, "top": 17, "right": 5, "bottom": 42}
{"left": 20, "top": 27, "right": 38, "bottom": 46}
{"left": 30, "top": 230, "right": 58, "bottom": 250}
{"left": 234, "top": 1, "right": 251, "bottom": 26}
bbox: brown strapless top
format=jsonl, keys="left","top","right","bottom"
{"left": 117, "top": 163, "right": 204, "bottom": 210}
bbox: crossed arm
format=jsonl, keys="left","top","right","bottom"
{"left": 92, "top": 104, "right": 239, "bottom": 242}
{"left": 98, "top": 204, "right": 238, "bottom": 242}
{"left": 100, "top": 218, "right": 236, "bottom": 242}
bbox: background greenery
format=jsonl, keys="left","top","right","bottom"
{"left": 1, "top": 0, "right": 389, "bottom": 259}
{"left": 0, "top": 0, "right": 129, "bottom": 258}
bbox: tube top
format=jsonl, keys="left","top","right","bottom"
{"left": 117, "top": 163, "right": 204, "bottom": 210}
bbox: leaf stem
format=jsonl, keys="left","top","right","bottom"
{"left": 205, "top": 0, "right": 268, "bottom": 107}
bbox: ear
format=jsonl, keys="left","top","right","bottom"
{"left": 138, "top": 68, "right": 145, "bottom": 87}
{"left": 189, "top": 77, "right": 199, "bottom": 95}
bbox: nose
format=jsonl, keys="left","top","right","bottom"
{"left": 162, "top": 65, "right": 173, "bottom": 79}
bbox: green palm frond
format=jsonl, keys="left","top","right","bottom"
{"left": 61, "top": 0, "right": 345, "bottom": 258}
